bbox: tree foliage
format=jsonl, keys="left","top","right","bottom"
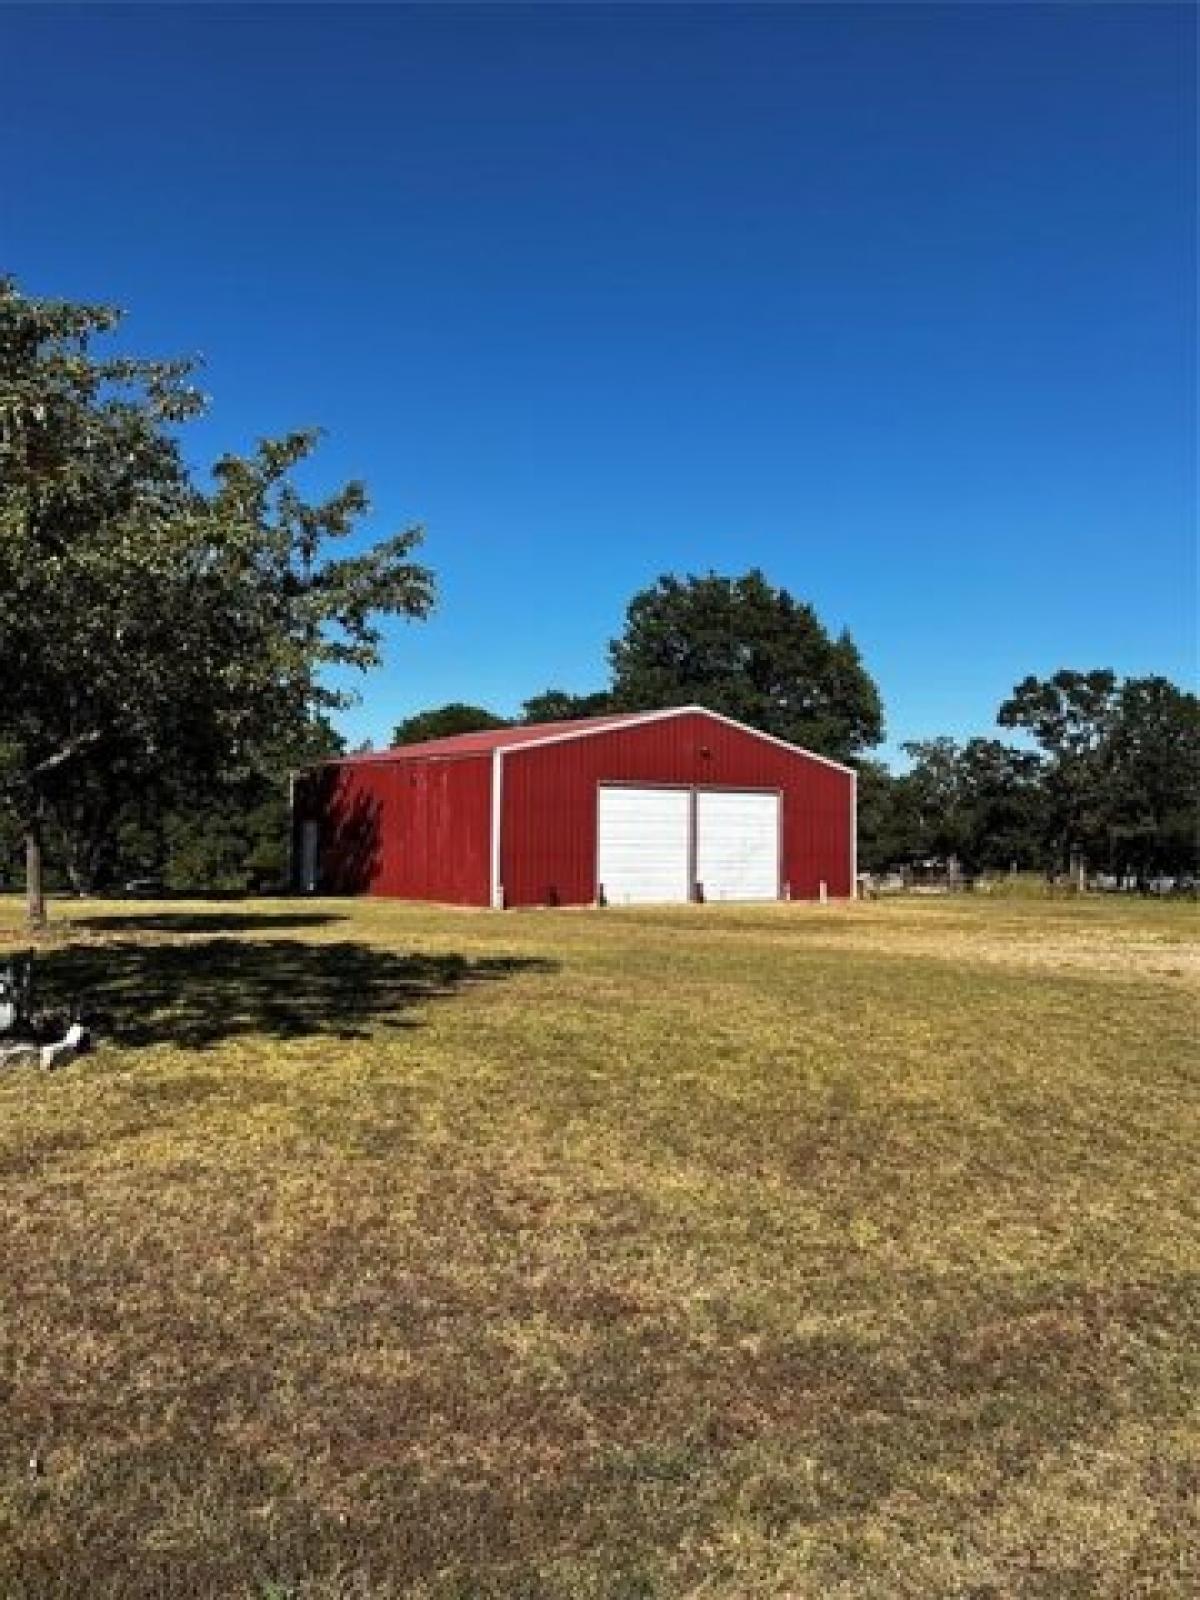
{"left": 996, "top": 669, "right": 1199, "bottom": 874}
{"left": 0, "top": 278, "right": 433, "bottom": 916}
{"left": 392, "top": 703, "right": 510, "bottom": 746}
{"left": 520, "top": 689, "right": 613, "bottom": 724}
{"left": 390, "top": 689, "right": 616, "bottom": 747}
{"left": 997, "top": 670, "right": 1120, "bottom": 868}
{"left": 852, "top": 760, "right": 910, "bottom": 873}
{"left": 1103, "top": 676, "right": 1200, "bottom": 874}
{"left": 862, "top": 671, "right": 1198, "bottom": 879}
{"left": 892, "top": 738, "right": 1046, "bottom": 871}
{"left": 609, "top": 570, "right": 883, "bottom": 761}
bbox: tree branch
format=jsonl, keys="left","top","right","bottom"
{"left": 29, "top": 729, "right": 106, "bottom": 780}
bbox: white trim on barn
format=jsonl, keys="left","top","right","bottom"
{"left": 500, "top": 704, "right": 856, "bottom": 775}
{"left": 490, "top": 748, "right": 504, "bottom": 908}
{"left": 498, "top": 706, "right": 690, "bottom": 757}
{"left": 669, "top": 706, "right": 856, "bottom": 776}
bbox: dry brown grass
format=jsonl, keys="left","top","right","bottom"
{"left": 0, "top": 892, "right": 1196, "bottom": 1598}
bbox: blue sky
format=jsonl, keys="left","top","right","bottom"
{"left": 3, "top": 3, "right": 1195, "bottom": 760}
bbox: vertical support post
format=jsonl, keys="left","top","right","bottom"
{"left": 688, "top": 786, "right": 700, "bottom": 903}
{"left": 850, "top": 766, "right": 858, "bottom": 900}
{"left": 490, "top": 749, "right": 504, "bottom": 909}
{"left": 286, "top": 772, "right": 296, "bottom": 893}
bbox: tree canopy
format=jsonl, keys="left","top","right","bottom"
{"left": 998, "top": 670, "right": 1199, "bottom": 876}
{"left": 608, "top": 570, "right": 883, "bottom": 761}
{"left": 1103, "top": 676, "right": 1200, "bottom": 875}
{"left": 0, "top": 279, "right": 433, "bottom": 917}
{"left": 520, "top": 689, "right": 613, "bottom": 724}
{"left": 857, "top": 670, "right": 1199, "bottom": 880}
{"left": 390, "top": 689, "right": 614, "bottom": 748}
{"left": 392, "top": 703, "right": 510, "bottom": 745}
{"left": 887, "top": 737, "right": 1046, "bottom": 872}
{"left": 997, "top": 670, "right": 1119, "bottom": 869}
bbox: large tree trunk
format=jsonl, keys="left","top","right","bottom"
{"left": 25, "top": 822, "right": 46, "bottom": 925}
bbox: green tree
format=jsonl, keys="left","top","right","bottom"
{"left": 897, "top": 738, "right": 970, "bottom": 863}
{"left": 956, "top": 738, "right": 1046, "bottom": 870}
{"left": 998, "top": 670, "right": 1121, "bottom": 873}
{"left": 0, "top": 803, "right": 21, "bottom": 891}
{"left": 853, "top": 759, "right": 918, "bottom": 872}
{"left": 392, "top": 703, "right": 510, "bottom": 745}
{"left": 609, "top": 570, "right": 883, "bottom": 760}
{"left": 0, "top": 279, "right": 433, "bottom": 921}
{"left": 520, "top": 688, "right": 613, "bottom": 723}
{"left": 898, "top": 738, "right": 1046, "bottom": 872}
{"left": 41, "top": 752, "right": 149, "bottom": 894}
{"left": 119, "top": 714, "right": 348, "bottom": 895}
{"left": 1103, "top": 676, "right": 1200, "bottom": 877}
{"left": 996, "top": 669, "right": 1198, "bottom": 879}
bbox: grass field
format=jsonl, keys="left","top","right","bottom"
{"left": 0, "top": 893, "right": 1196, "bottom": 1599}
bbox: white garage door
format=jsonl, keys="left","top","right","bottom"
{"left": 597, "top": 786, "right": 691, "bottom": 905}
{"left": 696, "top": 790, "right": 780, "bottom": 902}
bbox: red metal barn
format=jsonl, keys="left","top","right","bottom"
{"left": 292, "top": 707, "right": 856, "bottom": 908}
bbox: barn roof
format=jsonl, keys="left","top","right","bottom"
{"left": 326, "top": 710, "right": 659, "bottom": 762}
{"left": 321, "top": 706, "right": 855, "bottom": 773}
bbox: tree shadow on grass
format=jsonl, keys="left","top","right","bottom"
{"left": 34, "top": 937, "right": 557, "bottom": 1050}
{"left": 75, "top": 911, "right": 347, "bottom": 936}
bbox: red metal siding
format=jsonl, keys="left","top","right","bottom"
{"left": 499, "top": 711, "right": 853, "bottom": 908}
{"left": 297, "top": 753, "right": 491, "bottom": 905}
{"left": 298, "top": 709, "right": 853, "bottom": 909}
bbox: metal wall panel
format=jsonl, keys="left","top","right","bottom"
{"left": 295, "top": 753, "right": 491, "bottom": 903}
{"left": 500, "top": 710, "right": 852, "bottom": 908}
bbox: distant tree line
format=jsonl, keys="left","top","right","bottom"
{"left": 399, "top": 637, "right": 1198, "bottom": 884}
{"left": 857, "top": 671, "right": 1199, "bottom": 879}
